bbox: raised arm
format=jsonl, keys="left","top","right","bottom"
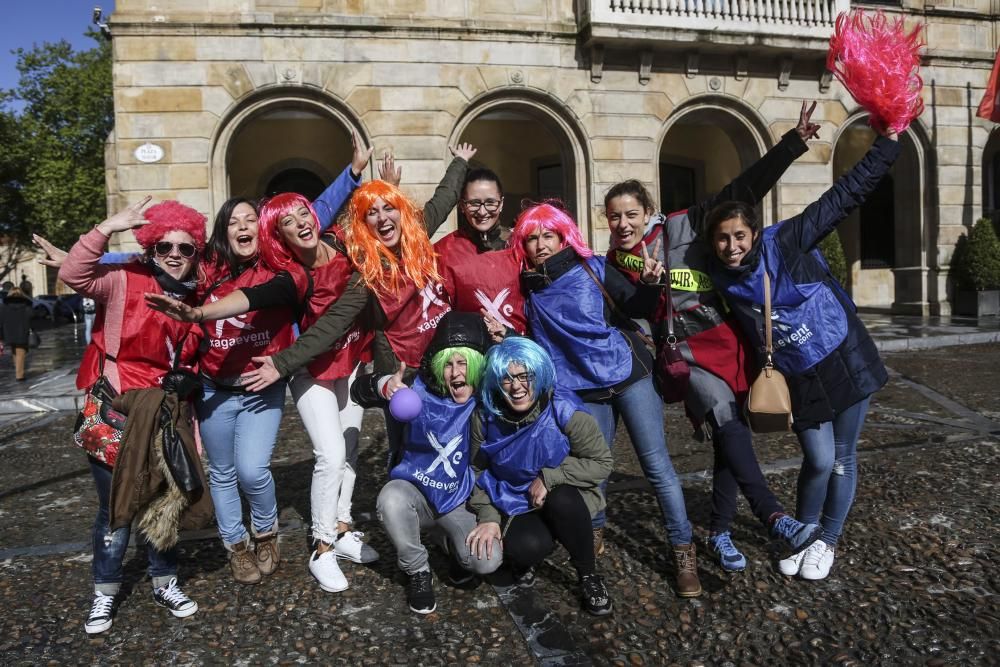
{"left": 781, "top": 133, "right": 900, "bottom": 253}
{"left": 688, "top": 101, "right": 817, "bottom": 231}
{"left": 313, "top": 130, "right": 373, "bottom": 231}
{"left": 422, "top": 143, "right": 476, "bottom": 237}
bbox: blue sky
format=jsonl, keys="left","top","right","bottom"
{"left": 1, "top": 1, "right": 116, "bottom": 95}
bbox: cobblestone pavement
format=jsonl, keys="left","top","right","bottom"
{"left": 0, "top": 331, "right": 998, "bottom": 665}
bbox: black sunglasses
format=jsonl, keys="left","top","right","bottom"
{"left": 153, "top": 241, "right": 197, "bottom": 258}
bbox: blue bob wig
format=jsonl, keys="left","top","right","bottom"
{"left": 481, "top": 336, "right": 556, "bottom": 416}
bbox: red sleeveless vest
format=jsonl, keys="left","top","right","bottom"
{"left": 378, "top": 276, "right": 452, "bottom": 367}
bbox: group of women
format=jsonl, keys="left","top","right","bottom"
{"left": 61, "top": 98, "right": 899, "bottom": 631}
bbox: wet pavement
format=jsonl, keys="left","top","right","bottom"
{"left": 0, "top": 318, "right": 998, "bottom": 665}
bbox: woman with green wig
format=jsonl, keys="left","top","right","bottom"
{"left": 354, "top": 312, "right": 502, "bottom": 615}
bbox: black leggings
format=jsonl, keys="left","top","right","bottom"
{"left": 503, "top": 485, "right": 595, "bottom": 577}
{"left": 710, "top": 418, "right": 784, "bottom": 535}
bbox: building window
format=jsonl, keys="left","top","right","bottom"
{"left": 660, "top": 163, "right": 698, "bottom": 214}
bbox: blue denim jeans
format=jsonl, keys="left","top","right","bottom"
{"left": 795, "top": 396, "right": 871, "bottom": 547}
{"left": 196, "top": 381, "right": 286, "bottom": 545}
{"left": 90, "top": 457, "right": 176, "bottom": 593}
{"left": 587, "top": 375, "right": 693, "bottom": 545}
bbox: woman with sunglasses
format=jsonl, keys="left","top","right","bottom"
{"left": 434, "top": 168, "right": 527, "bottom": 334}
{"left": 503, "top": 201, "right": 703, "bottom": 597}
{"left": 59, "top": 198, "right": 208, "bottom": 635}
{"left": 467, "top": 336, "right": 613, "bottom": 615}
{"left": 602, "top": 103, "right": 823, "bottom": 573}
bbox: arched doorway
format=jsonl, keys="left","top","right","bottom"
{"left": 211, "top": 92, "right": 365, "bottom": 215}
{"left": 833, "top": 118, "right": 931, "bottom": 313}
{"left": 451, "top": 96, "right": 588, "bottom": 240}
{"left": 658, "top": 100, "right": 771, "bottom": 225}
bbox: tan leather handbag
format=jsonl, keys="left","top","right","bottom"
{"left": 746, "top": 271, "right": 793, "bottom": 433}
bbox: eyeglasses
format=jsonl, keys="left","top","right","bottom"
{"left": 153, "top": 241, "right": 197, "bottom": 258}
{"left": 500, "top": 371, "right": 534, "bottom": 388}
{"left": 462, "top": 198, "right": 503, "bottom": 213}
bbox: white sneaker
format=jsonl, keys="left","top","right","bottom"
{"left": 333, "top": 531, "right": 379, "bottom": 564}
{"left": 309, "top": 549, "right": 348, "bottom": 592}
{"left": 800, "top": 541, "right": 835, "bottom": 580}
{"left": 778, "top": 548, "right": 808, "bottom": 576}
{"left": 85, "top": 592, "right": 115, "bottom": 634}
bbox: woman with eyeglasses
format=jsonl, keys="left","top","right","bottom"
{"left": 466, "top": 336, "right": 613, "bottom": 615}
{"left": 503, "top": 201, "right": 703, "bottom": 597}
{"left": 434, "top": 168, "right": 527, "bottom": 334}
{"left": 59, "top": 198, "right": 209, "bottom": 635}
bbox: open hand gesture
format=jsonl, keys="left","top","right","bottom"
{"left": 639, "top": 239, "right": 665, "bottom": 284}
{"left": 97, "top": 196, "right": 152, "bottom": 236}
{"left": 33, "top": 234, "right": 67, "bottom": 269}
{"left": 795, "top": 101, "right": 820, "bottom": 142}
{"left": 379, "top": 151, "right": 402, "bottom": 187}
{"left": 350, "top": 129, "right": 375, "bottom": 178}
{"left": 144, "top": 292, "right": 201, "bottom": 322}
{"left": 449, "top": 142, "right": 478, "bottom": 163}
{"left": 244, "top": 356, "right": 281, "bottom": 392}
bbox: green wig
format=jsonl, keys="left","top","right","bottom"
{"left": 428, "top": 346, "right": 486, "bottom": 394}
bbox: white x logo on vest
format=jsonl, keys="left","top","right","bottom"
{"left": 426, "top": 432, "right": 463, "bottom": 478}
{"left": 209, "top": 293, "right": 253, "bottom": 336}
{"left": 420, "top": 284, "right": 446, "bottom": 321}
{"left": 475, "top": 287, "right": 515, "bottom": 330}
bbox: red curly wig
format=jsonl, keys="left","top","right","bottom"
{"left": 134, "top": 201, "right": 207, "bottom": 250}
{"left": 256, "top": 193, "right": 321, "bottom": 272}
{"left": 344, "top": 180, "right": 440, "bottom": 297}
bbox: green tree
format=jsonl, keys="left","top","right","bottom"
{"left": 0, "top": 30, "right": 112, "bottom": 276}
{"left": 952, "top": 218, "right": 1000, "bottom": 291}
{"left": 818, "top": 228, "right": 848, "bottom": 286}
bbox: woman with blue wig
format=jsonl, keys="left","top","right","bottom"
{"left": 466, "top": 337, "right": 614, "bottom": 616}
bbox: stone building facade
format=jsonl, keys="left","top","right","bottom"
{"left": 104, "top": 0, "right": 999, "bottom": 315}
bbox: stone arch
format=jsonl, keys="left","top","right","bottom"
{"left": 448, "top": 90, "right": 591, "bottom": 241}
{"left": 832, "top": 113, "right": 936, "bottom": 314}
{"left": 209, "top": 87, "right": 368, "bottom": 212}
{"left": 657, "top": 95, "right": 776, "bottom": 226}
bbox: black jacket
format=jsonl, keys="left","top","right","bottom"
{"left": 0, "top": 294, "right": 33, "bottom": 346}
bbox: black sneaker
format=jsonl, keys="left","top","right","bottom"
{"left": 152, "top": 577, "right": 199, "bottom": 618}
{"left": 85, "top": 592, "right": 116, "bottom": 634}
{"left": 447, "top": 559, "right": 476, "bottom": 587}
{"left": 580, "top": 573, "right": 613, "bottom": 616}
{"left": 407, "top": 570, "right": 436, "bottom": 614}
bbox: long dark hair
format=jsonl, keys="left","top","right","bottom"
{"left": 703, "top": 201, "right": 761, "bottom": 246}
{"left": 205, "top": 197, "right": 258, "bottom": 274}
{"left": 603, "top": 179, "right": 656, "bottom": 213}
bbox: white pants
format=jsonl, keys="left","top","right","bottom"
{"left": 289, "top": 364, "right": 364, "bottom": 544}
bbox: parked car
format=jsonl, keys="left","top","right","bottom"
{"left": 32, "top": 295, "right": 58, "bottom": 320}
{"left": 57, "top": 294, "right": 84, "bottom": 319}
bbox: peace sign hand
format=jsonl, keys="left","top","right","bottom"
{"left": 97, "top": 196, "right": 152, "bottom": 236}
{"left": 350, "top": 129, "right": 375, "bottom": 178}
{"left": 639, "top": 240, "right": 665, "bottom": 284}
{"left": 795, "top": 101, "right": 820, "bottom": 141}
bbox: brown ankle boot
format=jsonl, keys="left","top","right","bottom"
{"left": 673, "top": 543, "right": 702, "bottom": 597}
{"left": 593, "top": 527, "right": 605, "bottom": 557}
{"left": 254, "top": 530, "right": 280, "bottom": 576}
{"left": 229, "top": 540, "right": 262, "bottom": 585}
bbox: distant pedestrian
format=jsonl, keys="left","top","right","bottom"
{"left": 82, "top": 297, "right": 97, "bottom": 344}
{"left": 0, "top": 287, "right": 33, "bottom": 381}
{"left": 19, "top": 273, "right": 33, "bottom": 298}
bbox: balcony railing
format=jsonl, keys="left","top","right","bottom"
{"left": 584, "top": 0, "right": 851, "bottom": 41}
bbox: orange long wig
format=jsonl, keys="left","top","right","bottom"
{"left": 344, "top": 180, "right": 440, "bottom": 297}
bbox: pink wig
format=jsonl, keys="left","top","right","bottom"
{"left": 257, "top": 193, "right": 321, "bottom": 272}
{"left": 510, "top": 201, "right": 593, "bottom": 267}
{"left": 134, "top": 201, "right": 207, "bottom": 250}
{"left": 827, "top": 10, "right": 925, "bottom": 135}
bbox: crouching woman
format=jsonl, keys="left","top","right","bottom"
{"left": 466, "top": 336, "right": 614, "bottom": 616}
{"left": 361, "top": 312, "right": 503, "bottom": 614}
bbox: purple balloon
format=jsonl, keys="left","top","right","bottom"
{"left": 389, "top": 387, "right": 423, "bottom": 422}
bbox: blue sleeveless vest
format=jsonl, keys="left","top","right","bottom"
{"left": 389, "top": 377, "right": 477, "bottom": 514}
{"left": 476, "top": 389, "right": 580, "bottom": 517}
{"left": 716, "top": 224, "right": 849, "bottom": 375}
{"left": 526, "top": 257, "right": 632, "bottom": 391}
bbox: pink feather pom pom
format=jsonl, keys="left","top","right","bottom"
{"left": 827, "top": 10, "right": 925, "bottom": 135}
